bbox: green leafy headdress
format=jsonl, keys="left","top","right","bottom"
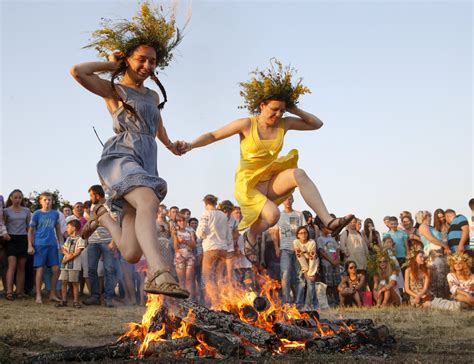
{"left": 367, "top": 245, "right": 399, "bottom": 278}
{"left": 239, "top": 58, "right": 311, "bottom": 115}
{"left": 85, "top": 1, "right": 188, "bottom": 69}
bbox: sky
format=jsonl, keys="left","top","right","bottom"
{"left": 1, "top": 0, "right": 472, "bottom": 230}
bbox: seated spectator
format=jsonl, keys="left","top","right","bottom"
{"left": 338, "top": 260, "right": 365, "bottom": 307}
{"left": 404, "top": 248, "right": 460, "bottom": 310}
{"left": 317, "top": 226, "right": 341, "bottom": 306}
{"left": 416, "top": 210, "right": 450, "bottom": 298}
{"left": 447, "top": 252, "right": 474, "bottom": 307}
{"left": 369, "top": 248, "right": 401, "bottom": 307}
{"left": 56, "top": 219, "right": 86, "bottom": 308}
{"left": 293, "top": 226, "right": 319, "bottom": 311}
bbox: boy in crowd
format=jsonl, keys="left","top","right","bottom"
{"left": 383, "top": 216, "right": 409, "bottom": 268}
{"left": 57, "top": 219, "right": 86, "bottom": 308}
{"left": 28, "top": 192, "right": 63, "bottom": 304}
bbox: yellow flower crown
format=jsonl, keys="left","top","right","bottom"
{"left": 447, "top": 251, "right": 472, "bottom": 269}
{"left": 85, "top": 1, "right": 189, "bottom": 69}
{"left": 367, "top": 245, "right": 399, "bottom": 277}
{"left": 239, "top": 59, "right": 311, "bottom": 115}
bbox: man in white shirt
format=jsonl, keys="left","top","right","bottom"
{"left": 196, "top": 194, "right": 231, "bottom": 306}
{"left": 271, "top": 195, "right": 306, "bottom": 306}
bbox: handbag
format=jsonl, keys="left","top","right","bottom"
{"left": 361, "top": 289, "right": 373, "bottom": 307}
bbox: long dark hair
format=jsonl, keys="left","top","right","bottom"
{"left": 6, "top": 189, "right": 25, "bottom": 208}
{"left": 110, "top": 45, "right": 168, "bottom": 117}
{"left": 433, "top": 208, "right": 445, "bottom": 232}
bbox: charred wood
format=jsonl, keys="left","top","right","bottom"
{"left": 272, "top": 321, "right": 315, "bottom": 341}
{"left": 144, "top": 337, "right": 198, "bottom": 356}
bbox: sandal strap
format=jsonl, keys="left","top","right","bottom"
{"left": 326, "top": 218, "right": 337, "bottom": 230}
{"left": 147, "top": 269, "right": 171, "bottom": 283}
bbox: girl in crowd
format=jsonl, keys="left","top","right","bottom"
{"left": 400, "top": 211, "right": 420, "bottom": 241}
{"left": 370, "top": 249, "right": 401, "bottom": 307}
{"left": 3, "top": 189, "right": 31, "bottom": 300}
{"left": 317, "top": 225, "right": 341, "bottom": 306}
{"left": 172, "top": 214, "right": 196, "bottom": 299}
{"left": 405, "top": 248, "right": 461, "bottom": 310}
{"left": 181, "top": 60, "right": 353, "bottom": 265}
{"left": 293, "top": 226, "right": 319, "bottom": 311}
{"left": 338, "top": 260, "right": 365, "bottom": 307}
{"left": 362, "top": 218, "right": 381, "bottom": 252}
{"left": 303, "top": 210, "right": 319, "bottom": 241}
{"left": 433, "top": 208, "right": 449, "bottom": 243}
{"left": 381, "top": 236, "right": 404, "bottom": 295}
{"left": 447, "top": 252, "right": 474, "bottom": 307}
{"left": 416, "top": 210, "right": 450, "bottom": 298}
{"left": 70, "top": 4, "right": 189, "bottom": 298}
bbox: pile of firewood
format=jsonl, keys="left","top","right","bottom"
{"left": 23, "top": 298, "right": 392, "bottom": 362}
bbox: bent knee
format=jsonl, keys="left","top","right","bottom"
{"left": 293, "top": 168, "right": 308, "bottom": 182}
{"left": 122, "top": 251, "right": 142, "bottom": 264}
{"left": 265, "top": 206, "right": 280, "bottom": 226}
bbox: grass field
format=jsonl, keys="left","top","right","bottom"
{"left": 0, "top": 295, "right": 473, "bottom": 362}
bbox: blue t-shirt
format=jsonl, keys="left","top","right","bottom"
{"left": 30, "top": 210, "right": 60, "bottom": 246}
{"left": 383, "top": 230, "right": 408, "bottom": 258}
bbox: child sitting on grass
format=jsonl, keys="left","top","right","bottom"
{"left": 56, "top": 219, "right": 86, "bottom": 308}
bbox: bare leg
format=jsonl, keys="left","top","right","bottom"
{"left": 266, "top": 168, "right": 348, "bottom": 227}
{"left": 455, "top": 290, "right": 474, "bottom": 306}
{"left": 72, "top": 283, "right": 80, "bottom": 303}
{"left": 6, "top": 256, "right": 17, "bottom": 294}
{"left": 98, "top": 201, "right": 142, "bottom": 262}
{"left": 353, "top": 291, "right": 362, "bottom": 307}
{"left": 246, "top": 199, "right": 280, "bottom": 246}
{"left": 186, "top": 265, "right": 195, "bottom": 299}
{"left": 49, "top": 265, "right": 60, "bottom": 301}
{"left": 61, "top": 280, "right": 68, "bottom": 302}
{"left": 35, "top": 267, "right": 44, "bottom": 303}
{"left": 16, "top": 257, "right": 27, "bottom": 295}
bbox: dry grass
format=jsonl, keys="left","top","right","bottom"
{"left": 0, "top": 296, "right": 472, "bottom": 362}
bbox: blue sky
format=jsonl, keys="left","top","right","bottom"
{"left": 1, "top": 0, "right": 472, "bottom": 230}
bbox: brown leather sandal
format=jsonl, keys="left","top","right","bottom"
{"left": 327, "top": 214, "right": 355, "bottom": 237}
{"left": 81, "top": 203, "right": 108, "bottom": 240}
{"left": 144, "top": 269, "right": 190, "bottom": 299}
{"left": 243, "top": 231, "right": 259, "bottom": 266}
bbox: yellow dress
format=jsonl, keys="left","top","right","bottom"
{"left": 235, "top": 116, "right": 299, "bottom": 230}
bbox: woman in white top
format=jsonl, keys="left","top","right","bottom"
{"left": 372, "top": 251, "right": 401, "bottom": 307}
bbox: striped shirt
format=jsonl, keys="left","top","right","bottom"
{"left": 447, "top": 215, "right": 469, "bottom": 251}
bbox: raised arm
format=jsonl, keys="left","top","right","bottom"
{"left": 70, "top": 54, "right": 121, "bottom": 99}
{"left": 284, "top": 106, "right": 323, "bottom": 132}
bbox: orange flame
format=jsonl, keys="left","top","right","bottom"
{"left": 195, "top": 332, "right": 217, "bottom": 357}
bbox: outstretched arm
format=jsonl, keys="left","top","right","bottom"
{"left": 284, "top": 106, "right": 323, "bottom": 131}
{"left": 185, "top": 118, "right": 250, "bottom": 151}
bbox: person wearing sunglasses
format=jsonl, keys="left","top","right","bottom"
{"left": 338, "top": 260, "right": 365, "bottom": 307}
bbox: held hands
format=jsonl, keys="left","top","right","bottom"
{"left": 167, "top": 141, "right": 192, "bottom": 156}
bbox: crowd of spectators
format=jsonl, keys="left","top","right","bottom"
{"left": 1, "top": 187, "right": 473, "bottom": 311}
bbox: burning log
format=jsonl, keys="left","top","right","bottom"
{"left": 187, "top": 323, "right": 244, "bottom": 357}
{"left": 253, "top": 296, "right": 270, "bottom": 312}
{"left": 145, "top": 337, "right": 198, "bottom": 356}
{"left": 294, "top": 318, "right": 375, "bottom": 330}
{"left": 179, "top": 299, "right": 279, "bottom": 347}
{"left": 305, "top": 325, "right": 390, "bottom": 352}
{"left": 272, "top": 321, "right": 315, "bottom": 341}
{"left": 22, "top": 339, "right": 134, "bottom": 363}
{"left": 242, "top": 305, "right": 258, "bottom": 323}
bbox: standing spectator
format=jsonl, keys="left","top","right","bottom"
{"left": 72, "top": 202, "right": 87, "bottom": 228}
{"left": 340, "top": 218, "right": 369, "bottom": 274}
{"left": 362, "top": 218, "right": 381, "bottom": 252}
{"left": 28, "top": 192, "right": 63, "bottom": 304}
{"left": 447, "top": 252, "right": 474, "bottom": 307}
{"left": 0, "top": 195, "right": 7, "bottom": 295}
{"left": 338, "top": 260, "right": 365, "bottom": 307}
{"left": 189, "top": 217, "right": 204, "bottom": 302}
{"left": 196, "top": 194, "right": 230, "bottom": 307}
{"left": 231, "top": 206, "right": 242, "bottom": 224}
{"left": 293, "top": 226, "right": 319, "bottom": 311}
{"left": 179, "top": 208, "right": 191, "bottom": 223}
{"left": 383, "top": 216, "right": 409, "bottom": 268}
{"left": 172, "top": 213, "right": 196, "bottom": 299}
{"left": 168, "top": 206, "right": 179, "bottom": 232}
{"left": 446, "top": 209, "right": 470, "bottom": 255}
{"left": 156, "top": 208, "right": 174, "bottom": 276}
{"left": 433, "top": 208, "right": 449, "bottom": 243}
{"left": 83, "top": 185, "right": 116, "bottom": 308}
{"left": 302, "top": 210, "right": 320, "bottom": 241}
{"left": 400, "top": 211, "right": 421, "bottom": 241}
{"left": 469, "top": 199, "right": 474, "bottom": 251}
{"left": 263, "top": 229, "right": 280, "bottom": 280}
{"left": 3, "top": 189, "right": 31, "bottom": 300}
{"left": 57, "top": 219, "right": 86, "bottom": 308}
{"left": 234, "top": 234, "right": 254, "bottom": 290}
{"left": 383, "top": 216, "right": 391, "bottom": 231}
{"left": 218, "top": 200, "right": 239, "bottom": 284}
{"left": 416, "top": 210, "right": 450, "bottom": 298}
{"left": 83, "top": 201, "right": 91, "bottom": 221}
{"left": 61, "top": 204, "right": 73, "bottom": 218}
{"left": 271, "top": 195, "right": 306, "bottom": 305}
{"left": 317, "top": 226, "right": 341, "bottom": 306}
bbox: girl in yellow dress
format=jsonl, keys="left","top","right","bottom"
{"left": 182, "top": 60, "right": 353, "bottom": 265}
